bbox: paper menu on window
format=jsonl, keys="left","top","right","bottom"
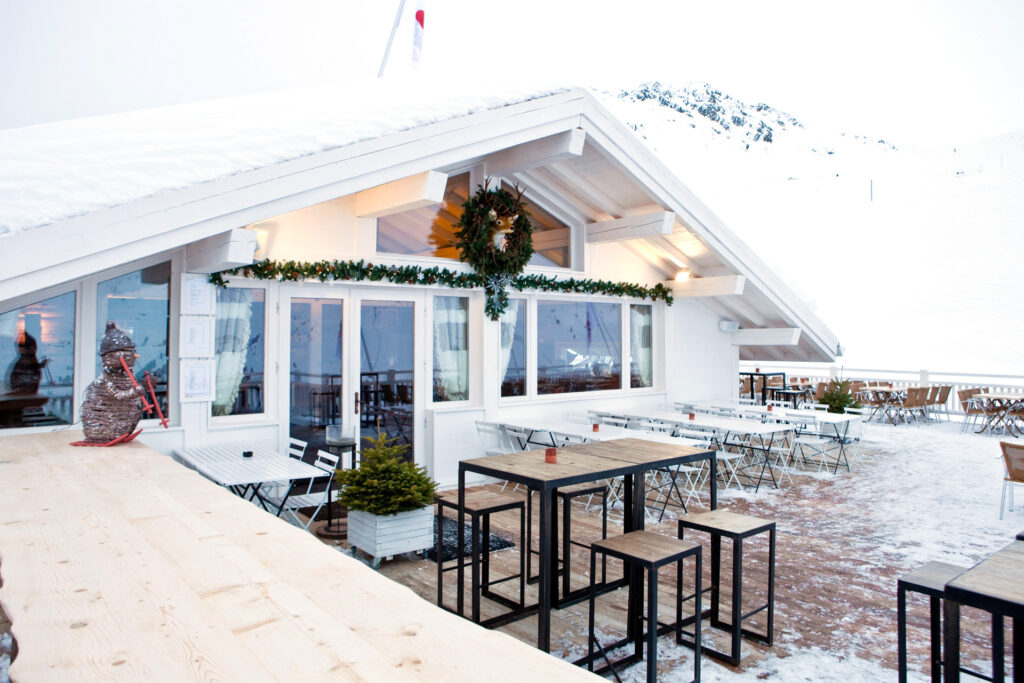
{"left": 180, "top": 317, "right": 213, "bottom": 357}
{"left": 180, "top": 360, "right": 215, "bottom": 402}
{"left": 181, "top": 275, "right": 215, "bottom": 315}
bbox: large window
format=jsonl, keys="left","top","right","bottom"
{"left": 96, "top": 262, "right": 170, "bottom": 415}
{"left": 433, "top": 296, "right": 468, "bottom": 401}
{"left": 0, "top": 291, "right": 76, "bottom": 429}
{"left": 537, "top": 300, "right": 621, "bottom": 394}
{"left": 630, "top": 304, "right": 653, "bottom": 388}
{"left": 213, "top": 288, "right": 266, "bottom": 416}
{"left": 500, "top": 299, "right": 526, "bottom": 397}
{"left": 377, "top": 173, "right": 469, "bottom": 259}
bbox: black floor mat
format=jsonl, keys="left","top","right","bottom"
{"left": 428, "top": 515, "right": 515, "bottom": 563}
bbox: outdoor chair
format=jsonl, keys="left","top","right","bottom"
{"left": 932, "top": 385, "right": 953, "bottom": 421}
{"left": 788, "top": 413, "right": 837, "bottom": 475}
{"left": 958, "top": 389, "right": 985, "bottom": 433}
{"left": 288, "top": 437, "right": 308, "bottom": 460}
{"left": 999, "top": 441, "right": 1024, "bottom": 520}
{"left": 262, "top": 448, "right": 338, "bottom": 531}
{"left": 813, "top": 382, "right": 827, "bottom": 402}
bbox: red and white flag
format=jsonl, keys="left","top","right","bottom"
{"left": 412, "top": 2, "right": 424, "bottom": 66}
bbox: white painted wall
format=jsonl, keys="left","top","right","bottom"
{"left": 664, "top": 298, "right": 739, "bottom": 403}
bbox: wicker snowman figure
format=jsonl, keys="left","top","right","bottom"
{"left": 80, "top": 322, "right": 147, "bottom": 443}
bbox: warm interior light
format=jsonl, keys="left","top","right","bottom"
{"left": 674, "top": 270, "right": 691, "bottom": 282}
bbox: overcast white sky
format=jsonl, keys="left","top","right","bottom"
{"left": 3, "top": 1, "right": 1023, "bottom": 143}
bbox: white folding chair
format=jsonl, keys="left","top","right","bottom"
{"left": 263, "top": 449, "right": 338, "bottom": 531}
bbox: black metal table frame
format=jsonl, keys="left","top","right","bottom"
{"left": 739, "top": 371, "right": 787, "bottom": 405}
{"left": 457, "top": 447, "right": 717, "bottom": 653}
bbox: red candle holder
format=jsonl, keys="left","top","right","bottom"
{"left": 545, "top": 447, "right": 557, "bottom": 463}
{"left": 688, "top": 413, "right": 695, "bottom": 420}
{"left": 592, "top": 423, "right": 599, "bottom": 432}
{"left": 767, "top": 404, "right": 773, "bottom": 412}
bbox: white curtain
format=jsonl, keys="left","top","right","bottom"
{"left": 498, "top": 300, "right": 521, "bottom": 390}
{"left": 432, "top": 297, "right": 468, "bottom": 401}
{"left": 213, "top": 288, "right": 253, "bottom": 416}
{"left": 630, "top": 304, "right": 653, "bottom": 388}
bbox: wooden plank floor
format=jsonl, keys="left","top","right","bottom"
{"left": 0, "top": 432, "right": 599, "bottom": 681}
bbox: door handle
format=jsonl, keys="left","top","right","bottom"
{"left": 354, "top": 392, "right": 360, "bottom": 415}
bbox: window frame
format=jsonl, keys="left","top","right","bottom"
{"left": 428, "top": 292, "right": 479, "bottom": 407}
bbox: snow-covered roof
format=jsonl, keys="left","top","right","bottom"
{"left": 0, "top": 79, "right": 569, "bottom": 235}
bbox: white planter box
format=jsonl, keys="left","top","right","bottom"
{"left": 348, "top": 507, "right": 434, "bottom": 568}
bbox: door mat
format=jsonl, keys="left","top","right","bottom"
{"left": 428, "top": 516, "right": 515, "bottom": 563}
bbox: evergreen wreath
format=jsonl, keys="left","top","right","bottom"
{"left": 453, "top": 181, "right": 535, "bottom": 318}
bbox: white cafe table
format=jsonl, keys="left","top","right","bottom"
{"left": 499, "top": 418, "right": 708, "bottom": 448}
{"left": 173, "top": 443, "right": 326, "bottom": 510}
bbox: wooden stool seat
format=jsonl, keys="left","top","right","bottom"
{"left": 436, "top": 490, "right": 524, "bottom": 514}
{"left": 900, "top": 561, "right": 966, "bottom": 596}
{"left": 681, "top": 509, "right": 774, "bottom": 537}
{"left": 594, "top": 530, "right": 700, "bottom": 566}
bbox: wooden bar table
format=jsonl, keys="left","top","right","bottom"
{"left": 943, "top": 541, "right": 1024, "bottom": 681}
{"left": 458, "top": 438, "right": 716, "bottom": 653}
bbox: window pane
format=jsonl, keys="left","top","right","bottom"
{"left": 630, "top": 304, "right": 653, "bottom": 388}
{"left": 0, "top": 291, "right": 76, "bottom": 428}
{"left": 500, "top": 299, "right": 526, "bottom": 397}
{"left": 537, "top": 300, "right": 621, "bottom": 394}
{"left": 213, "top": 288, "right": 265, "bottom": 416}
{"left": 376, "top": 173, "right": 470, "bottom": 259}
{"left": 433, "top": 296, "right": 468, "bottom": 401}
{"left": 96, "top": 263, "right": 170, "bottom": 415}
{"left": 499, "top": 181, "right": 572, "bottom": 268}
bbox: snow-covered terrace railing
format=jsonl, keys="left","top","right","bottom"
{"left": 739, "top": 361, "right": 1024, "bottom": 417}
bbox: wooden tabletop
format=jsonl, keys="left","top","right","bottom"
{"left": 944, "top": 541, "right": 1024, "bottom": 618}
{"left": 0, "top": 431, "right": 598, "bottom": 681}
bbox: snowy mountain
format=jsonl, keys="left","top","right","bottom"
{"left": 596, "top": 82, "right": 1024, "bottom": 375}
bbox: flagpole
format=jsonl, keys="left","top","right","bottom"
{"left": 378, "top": 0, "right": 408, "bottom": 78}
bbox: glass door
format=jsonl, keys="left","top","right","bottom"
{"left": 285, "top": 294, "right": 346, "bottom": 455}
{"left": 353, "top": 292, "right": 423, "bottom": 464}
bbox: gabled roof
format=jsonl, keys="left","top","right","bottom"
{"left": 0, "top": 83, "right": 838, "bottom": 362}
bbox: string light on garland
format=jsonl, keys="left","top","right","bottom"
{"left": 209, "top": 258, "right": 674, "bottom": 313}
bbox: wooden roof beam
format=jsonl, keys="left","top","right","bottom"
{"left": 484, "top": 129, "right": 586, "bottom": 177}
{"left": 355, "top": 170, "right": 448, "bottom": 218}
{"left": 585, "top": 211, "right": 674, "bottom": 244}
{"left": 669, "top": 274, "right": 746, "bottom": 298}
{"left": 544, "top": 161, "right": 627, "bottom": 217}
{"left": 649, "top": 235, "right": 705, "bottom": 276}
{"left": 729, "top": 328, "right": 802, "bottom": 346}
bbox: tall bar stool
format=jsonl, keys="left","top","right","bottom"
{"left": 678, "top": 510, "right": 776, "bottom": 666}
{"left": 585, "top": 530, "right": 702, "bottom": 683}
{"left": 435, "top": 490, "right": 526, "bottom": 628}
{"left": 897, "top": 561, "right": 968, "bottom": 682}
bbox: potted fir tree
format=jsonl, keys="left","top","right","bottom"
{"left": 335, "top": 427, "right": 436, "bottom": 568}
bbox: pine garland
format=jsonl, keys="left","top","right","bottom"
{"left": 208, "top": 258, "right": 674, "bottom": 317}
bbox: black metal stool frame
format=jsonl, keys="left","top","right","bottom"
{"left": 678, "top": 517, "right": 776, "bottom": 667}
{"left": 436, "top": 496, "right": 528, "bottom": 629}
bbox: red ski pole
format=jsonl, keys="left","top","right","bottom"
{"left": 118, "top": 356, "right": 154, "bottom": 412}
{"left": 144, "top": 371, "right": 169, "bottom": 428}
